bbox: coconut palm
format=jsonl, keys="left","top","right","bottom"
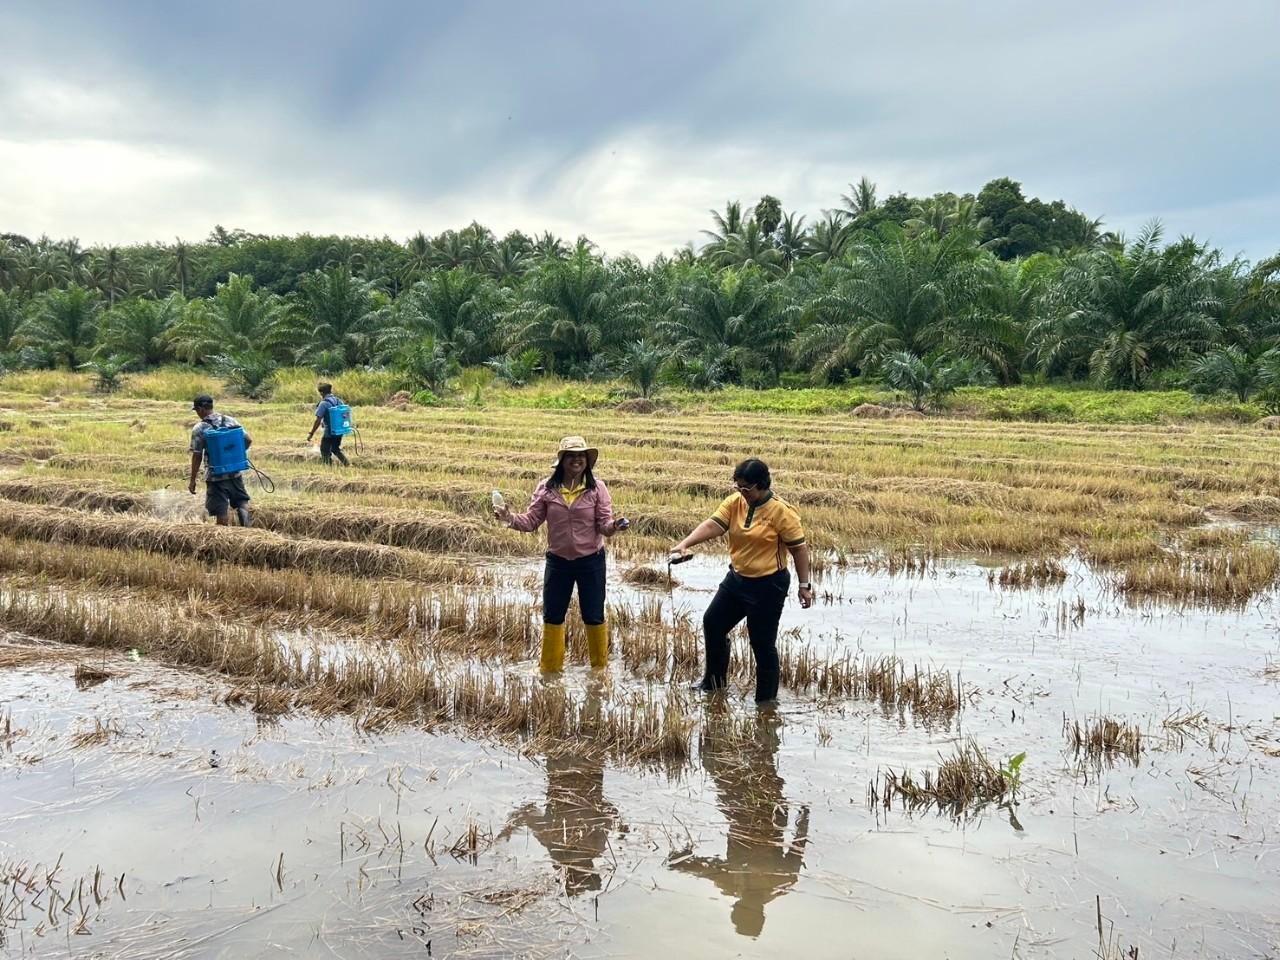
{"left": 0, "top": 238, "right": 21, "bottom": 289}
{"left": 401, "top": 231, "right": 434, "bottom": 288}
{"left": 172, "top": 238, "right": 194, "bottom": 297}
{"left": 803, "top": 213, "right": 853, "bottom": 264}
{"left": 21, "top": 241, "right": 71, "bottom": 294}
{"left": 701, "top": 201, "right": 746, "bottom": 261}
{"left": 90, "top": 247, "right": 132, "bottom": 306}
{"left": 774, "top": 213, "right": 807, "bottom": 270}
{"left": 1027, "top": 221, "right": 1223, "bottom": 388}
{"left": 533, "top": 232, "right": 568, "bottom": 262}
{"left": 0, "top": 289, "right": 26, "bottom": 353}
{"left": 841, "top": 176, "right": 878, "bottom": 221}
{"left": 21, "top": 285, "right": 100, "bottom": 368}
{"left": 711, "top": 221, "right": 785, "bottom": 277}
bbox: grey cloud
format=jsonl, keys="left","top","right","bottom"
{"left": 0, "top": 0, "right": 1275, "bottom": 259}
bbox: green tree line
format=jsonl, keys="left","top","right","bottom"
{"left": 1, "top": 176, "right": 1278, "bottom": 406}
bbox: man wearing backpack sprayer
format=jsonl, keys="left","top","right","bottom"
{"left": 188, "top": 394, "right": 254, "bottom": 526}
{"left": 307, "top": 382, "right": 351, "bottom": 466}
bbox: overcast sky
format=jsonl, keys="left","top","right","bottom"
{"left": 2, "top": 0, "right": 1276, "bottom": 261}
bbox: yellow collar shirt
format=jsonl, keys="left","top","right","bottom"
{"left": 709, "top": 491, "right": 806, "bottom": 578}
{"left": 560, "top": 482, "right": 587, "bottom": 506}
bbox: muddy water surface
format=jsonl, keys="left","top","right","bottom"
{"left": 2, "top": 555, "right": 1278, "bottom": 958}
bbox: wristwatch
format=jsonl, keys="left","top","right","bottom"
{"left": 798, "top": 581, "right": 812, "bottom": 590}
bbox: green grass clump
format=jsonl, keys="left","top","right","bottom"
{"left": 120, "top": 366, "right": 225, "bottom": 401}
{"left": 269, "top": 367, "right": 405, "bottom": 405}
{"left": 953, "top": 386, "right": 1260, "bottom": 424}
{"left": 0, "top": 370, "right": 93, "bottom": 396}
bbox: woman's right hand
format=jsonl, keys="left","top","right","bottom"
{"left": 494, "top": 504, "right": 512, "bottom": 524}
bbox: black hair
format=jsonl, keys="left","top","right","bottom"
{"left": 732, "top": 458, "right": 771, "bottom": 490}
{"left": 548, "top": 461, "right": 597, "bottom": 490}
{"left": 318, "top": 382, "right": 333, "bottom": 395}
{"left": 192, "top": 393, "right": 214, "bottom": 410}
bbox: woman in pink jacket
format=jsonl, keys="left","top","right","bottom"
{"left": 495, "top": 436, "right": 627, "bottom": 671}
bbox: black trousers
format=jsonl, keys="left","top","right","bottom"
{"left": 320, "top": 434, "right": 349, "bottom": 466}
{"left": 543, "top": 550, "right": 607, "bottom": 626}
{"left": 702, "top": 568, "right": 789, "bottom": 702}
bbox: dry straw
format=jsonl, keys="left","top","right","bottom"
{"left": 868, "top": 739, "right": 1010, "bottom": 813}
{"left": 0, "top": 582, "right": 694, "bottom": 767}
{"left": 1113, "top": 545, "right": 1280, "bottom": 607}
{"left": 0, "top": 502, "right": 476, "bottom": 580}
{"left": 1064, "top": 714, "right": 1143, "bottom": 765}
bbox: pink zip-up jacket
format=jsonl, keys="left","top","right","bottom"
{"left": 507, "top": 480, "right": 614, "bottom": 560}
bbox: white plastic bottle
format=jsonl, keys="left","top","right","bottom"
{"left": 490, "top": 490, "right": 505, "bottom": 509}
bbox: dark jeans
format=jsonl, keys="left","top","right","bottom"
{"left": 543, "top": 550, "right": 607, "bottom": 626}
{"left": 320, "top": 434, "right": 349, "bottom": 466}
{"left": 702, "top": 568, "right": 789, "bottom": 702}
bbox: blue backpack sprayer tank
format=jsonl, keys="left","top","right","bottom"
{"left": 204, "top": 425, "right": 250, "bottom": 476}
{"left": 327, "top": 402, "right": 354, "bottom": 436}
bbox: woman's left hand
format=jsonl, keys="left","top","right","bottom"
{"left": 798, "top": 585, "right": 815, "bottom": 609}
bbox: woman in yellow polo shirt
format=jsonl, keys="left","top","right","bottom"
{"left": 670, "top": 458, "right": 813, "bottom": 704}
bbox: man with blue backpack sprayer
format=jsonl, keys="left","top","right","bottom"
{"left": 188, "top": 394, "right": 253, "bottom": 526}
{"left": 306, "top": 382, "right": 353, "bottom": 466}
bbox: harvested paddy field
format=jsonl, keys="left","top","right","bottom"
{"left": 2, "top": 393, "right": 1279, "bottom": 958}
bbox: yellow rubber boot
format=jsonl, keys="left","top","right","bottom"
{"left": 539, "top": 622, "right": 566, "bottom": 673}
{"left": 585, "top": 622, "right": 609, "bottom": 669}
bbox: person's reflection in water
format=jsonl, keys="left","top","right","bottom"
{"left": 499, "top": 682, "right": 623, "bottom": 896}
{"left": 668, "top": 706, "right": 809, "bottom": 938}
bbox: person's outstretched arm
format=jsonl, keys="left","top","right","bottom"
{"left": 499, "top": 487, "right": 548, "bottom": 532}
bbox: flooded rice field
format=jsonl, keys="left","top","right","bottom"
{"left": 3, "top": 554, "right": 1278, "bottom": 959}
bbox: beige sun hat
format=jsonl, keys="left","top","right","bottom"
{"left": 553, "top": 436, "right": 598, "bottom": 469}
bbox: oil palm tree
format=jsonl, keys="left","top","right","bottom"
{"left": 503, "top": 247, "right": 644, "bottom": 373}
{"left": 794, "top": 226, "right": 1011, "bottom": 380}
{"left": 660, "top": 266, "right": 789, "bottom": 382}
{"left": 97, "top": 294, "right": 183, "bottom": 367}
{"left": 168, "top": 273, "right": 288, "bottom": 363}
{"left": 388, "top": 268, "right": 503, "bottom": 366}
{"left": 21, "top": 285, "right": 100, "bottom": 368}
{"left": 1027, "top": 221, "right": 1223, "bottom": 388}
{"left": 294, "top": 264, "right": 388, "bottom": 368}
